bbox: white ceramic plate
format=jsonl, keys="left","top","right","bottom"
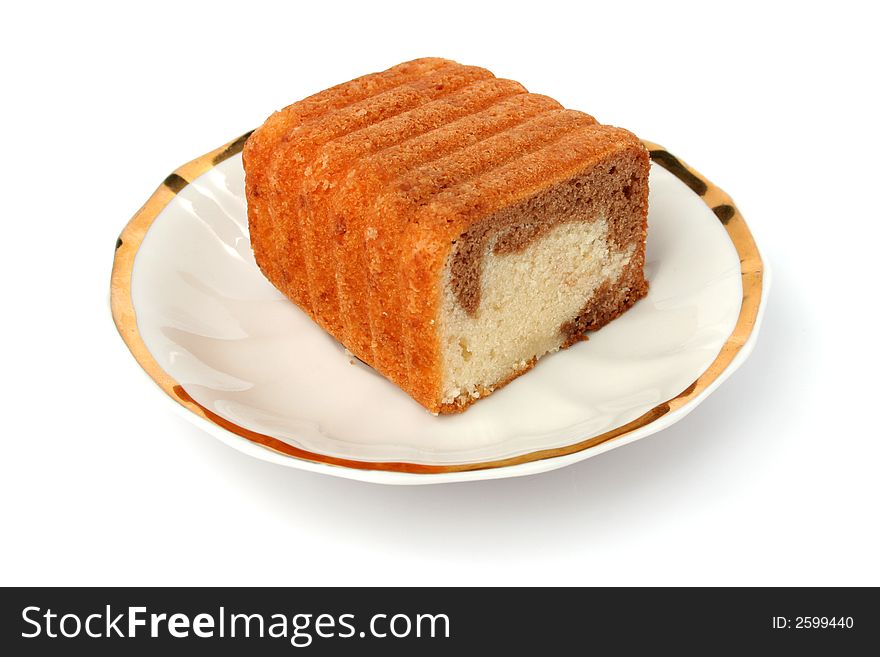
{"left": 111, "top": 135, "right": 767, "bottom": 484}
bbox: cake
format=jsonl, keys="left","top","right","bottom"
{"left": 242, "top": 58, "right": 649, "bottom": 414}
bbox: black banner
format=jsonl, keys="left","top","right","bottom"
{"left": 1, "top": 587, "right": 875, "bottom": 654}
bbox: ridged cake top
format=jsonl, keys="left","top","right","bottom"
{"left": 246, "top": 58, "right": 640, "bottom": 236}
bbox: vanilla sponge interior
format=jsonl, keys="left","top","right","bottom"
{"left": 439, "top": 218, "right": 633, "bottom": 405}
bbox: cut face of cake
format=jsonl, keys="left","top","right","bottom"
{"left": 437, "top": 160, "right": 647, "bottom": 407}
{"left": 242, "top": 58, "right": 649, "bottom": 414}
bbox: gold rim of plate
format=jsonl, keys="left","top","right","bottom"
{"left": 110, "top": 133, "right": 764, "bottom": 475}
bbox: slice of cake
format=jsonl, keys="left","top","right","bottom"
{"left": 243, "top": 58, "right": 649, "bottom": 414}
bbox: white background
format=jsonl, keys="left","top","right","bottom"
{"left": 2, "top": 0, "right": 878, "bottom": 586}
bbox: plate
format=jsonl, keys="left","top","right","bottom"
{"left": 111, "top": 133, "right": 767, "bottom": 484}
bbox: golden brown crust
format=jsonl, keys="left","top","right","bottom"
{"left": 243, "top": 59, "right": 650, "bottom": 413}
{"left": 338, "top": 92, "right": 561, "bottom": 379}
{"left": 305, "top": 77, "right": 526, "bottom": 342}
{"left": 243, "top": 58, "right": 456, "bottom": 306}
{"left": 266, "top": 61, "right": 492, "bottom": 328}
